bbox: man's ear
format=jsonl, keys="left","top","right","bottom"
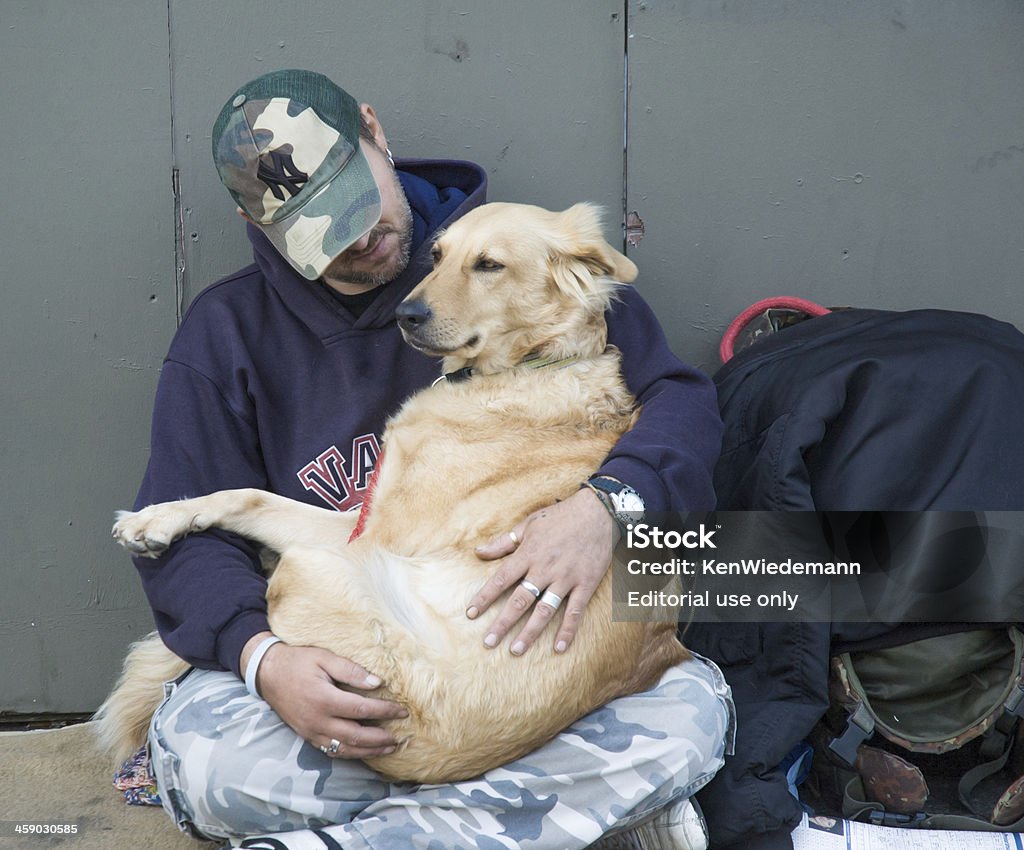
{"left": 360, "top": 103, "right": 389, "bottom": 151}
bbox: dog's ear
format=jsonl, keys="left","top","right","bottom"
{"left": 548, "top": 203, "right": 639, "bottom": 308}
{"left": 560, "top": 203, "right": 638, "bottom": 282}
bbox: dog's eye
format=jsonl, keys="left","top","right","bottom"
{"left": 430, "top": 247, "right": 442, "bottom": 267}
{"left": 474, "top": 257, "right": 505, "bottom": 272}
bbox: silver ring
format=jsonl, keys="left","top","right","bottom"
{"left": 540, "top": 590, "right": 563, "bottom": 610}
{"left": 520, "top": 579, "right": 541, "bottom": 598}
{"left": 327, "top": 738, "right": 341, "bottom": 755}
{"left": 508, "top": 530, "right": 520, "bottom": 545}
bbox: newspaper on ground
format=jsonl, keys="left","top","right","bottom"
{"left": 792, "top": 814, "right": 1024, "bottom": 850}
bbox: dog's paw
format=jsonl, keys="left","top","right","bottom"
{"left": 111, "top": 504, "right": 207, "bottom": 557}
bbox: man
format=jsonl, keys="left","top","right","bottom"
{"left": 133, "top": 69, "right": 732, "bottom": 850}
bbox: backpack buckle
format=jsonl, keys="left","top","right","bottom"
{"left": 976, "top": 683, "right": 1023, "bottom": 770}
{"left": 868, "top": 811, "right": 927, "bottom": 828}
{"left": 829, "top": 702, "right": 875, "bottom": 766}
{"left": 1006, "top": 682, "right": 1024, "bottom": 718}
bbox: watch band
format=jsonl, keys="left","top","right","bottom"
{"left": 582, "top": 479, "right": 619, "bottom": 522}
{"left": 582, "top": 475, "right": 646, "bottom": 530}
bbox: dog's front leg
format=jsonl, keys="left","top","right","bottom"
{"left": 113, "top": 488, "right": 356, "bottom": 557}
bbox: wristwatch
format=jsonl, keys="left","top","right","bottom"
{"left": 583, "top": 475, "right": 646, "bottom": 531}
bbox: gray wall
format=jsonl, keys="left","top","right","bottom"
{"left": 1, "top": 0, "right": 176, "bottom": 712}
{"left": 628, "top": 0, "right": 1024, "bottom": 372}
{"left": 3, "top": 1, "right": 1022, "bottom": 712}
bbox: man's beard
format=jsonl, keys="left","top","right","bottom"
{"left": 339, "top": 221, "right": 413, "bottom": 288}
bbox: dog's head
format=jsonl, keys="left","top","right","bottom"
{"left": 396, "top": 202, "right": 638, "bottom": 374}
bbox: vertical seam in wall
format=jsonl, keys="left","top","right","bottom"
{"left": 621, "top": 0, "right": 631, "bottom": 254}
{"left": 167, "top": 0, "right": 185, "bottom": 326}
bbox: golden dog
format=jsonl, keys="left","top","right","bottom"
{"left": 99, "top": 202, "right": 688, "bottom": 784}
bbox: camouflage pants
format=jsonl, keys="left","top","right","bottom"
{"left": 148, "top": 655, "right": 734, "bottom": 850}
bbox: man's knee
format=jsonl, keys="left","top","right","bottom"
{"left": 631, "top": 656, "right": 735, "bottom": 782}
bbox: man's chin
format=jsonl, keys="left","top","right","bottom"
{"left": 324, "top": 257, "right": 405, "bottom": 289}
{"left": 325, "top": 240, "right": 411, "bottom": 289}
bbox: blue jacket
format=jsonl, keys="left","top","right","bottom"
{"left": 133, "top": 159, "right": 723, "bottom": 675}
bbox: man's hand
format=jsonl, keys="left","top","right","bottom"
{"left": 468, "top": 487, "right": 617, "bottom": 656}
{"left": 241, "top": 634, "right": 409, "bottom": 759}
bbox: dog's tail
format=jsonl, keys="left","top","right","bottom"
{"left": 93, "top": 631, "right": 190, "bottom": 765}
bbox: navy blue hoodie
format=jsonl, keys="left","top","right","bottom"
{"left": 133, "top": 159, "right": 723, "bottom": 675}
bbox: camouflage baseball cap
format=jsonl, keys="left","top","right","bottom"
{"left": 212, "top": 69, "right": 382, "bottom": 280}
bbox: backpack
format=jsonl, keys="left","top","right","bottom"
{"left": 809, "top": 626, "right": 1024, "bottom": 830}
{"left": 711, "top": 299, "right": 1024, "bottom": 833}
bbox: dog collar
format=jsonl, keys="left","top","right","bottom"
{"left": 434, "top": 366, "right": 475, "bottom": 385}
{"left": 433, "top": 353, "right": 581, "bottom": 386}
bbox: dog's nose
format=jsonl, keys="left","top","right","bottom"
{"left": 396, "top": 299, "right": 432, "bottom": 331}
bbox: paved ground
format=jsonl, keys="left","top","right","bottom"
{"left": 0, "top": 722, "right": 210, "bottom": 849}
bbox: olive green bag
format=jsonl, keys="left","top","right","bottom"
{"left": 812, "top": 627, "right": 1024, "bottom": 830}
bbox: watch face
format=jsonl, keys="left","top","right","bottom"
{"left": 611, "top": 488, "right": 645, "bottom": 515}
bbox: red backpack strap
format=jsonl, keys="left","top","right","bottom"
{"left": 719, "top": 296, "right": 831, "bottom": 363}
